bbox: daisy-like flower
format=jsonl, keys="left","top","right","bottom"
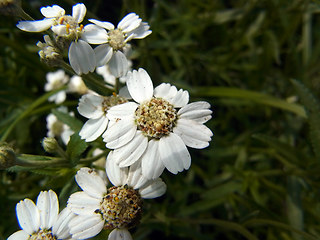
{"left": 77, "top": 92, "right": 128, "bottom": 142}
{"left": 67, "top": 158, "right": 166, "bottom": 239}
{"left": 89, "top": 13, "right": 151, "bottom": 77}
{"left": 103, "top": 68, "right": 213, "bottom": 179}
{"left": 8, "top": 190, "right": 76, "bottom": 240}
{"left": 45, "top": 69, "right": 69, "bottom": 104}
{"left": 16, "top": 3, "right": 108, "bottom": 75}
{"left": 46, "top": 106, "right": 74, "bottom": 145}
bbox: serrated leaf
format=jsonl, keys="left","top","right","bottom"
{"left": 52, "top": 108, "right": 83, "bottom": 132}
{"left": 66, "top": 133, "right": 88, "bottom": 166}
{"left": 291, "top": 79, "right": 320, "bottom": 160}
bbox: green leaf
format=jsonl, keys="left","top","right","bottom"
{"left": 190, "top": 87, "right": 307, "bottom": 118}
{"left": 52, "top": 108, "right": 83, "bottom": 132}
{"left": 66, "top": 133, "right": 88, "bottom": 166}
{"left": 291, "top": 79, "right": 320, "bottom": 161}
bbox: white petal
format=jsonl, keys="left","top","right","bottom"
{"left": 89, "top": 19, "right": 115, "bottom": 30}
{"left": 106, "top": 102, "right": 137, "bottom": 121}
{"left": 82, "top": 24, "right": 108, "bottom": 44}
{"left": 126, "top": 68, "right": 153, "bottom": 104}
{"left": 51, "top": 24, "right": 67, "bottom": 36}
{"left": 67, "top": 191, "right": 101, "bottom": 215}
{"left": 178, "top": 101, "right": 212, "bottom": 123}
{"left": 154, "top": 83, "right": 177, "bottom": 101}
{"left": 69, "top": 215, "right": 104, "bottom": 239}
{"left": 103, "top": 117, "right": 136, "bottom": 149}
{"left": 139, "top": 178, "right": 166, "bottom": 199}
{"left": 94, "top": 44, "right": 113, "bottom": 66}
{"left": 129, "top": 22, "right": 152, "bottom": 39}
{"left": 174, "top": 118, "right": 213, "bottom": 149}
{"left": 141, "top": 139, "right": 165, "bottom": 179}
{"left": 16, "top": 199, "right": 40, "bottom": 234}
{"left": 16, "top": 19, "right": 55, "bottom": 32}
{"left": 52, "top": 207, "right": 76, "bottom": 239}
{"left": 36, "top": 190, "right": 59, "bottom": 230}
{"left": 40, "top": 5, "right": 65, "bottom": 18}
{"left": 126, "top": 161, "right": 148, "bottom": 189}
{"left": 69, "top": 40, "right": 96, "bottom": 75}
{"left": 118, "top": 13, "right": 141, "bottom": 33}
{"left": 75, "top": 167, "right": 107, "bottom": 199}
{"left": 72, "top": 3, "right": 86, "bottom": 23}
{"left": 108, "top": 228, "right": 133, "bottom": 240}
{"left": 158, "top": 133, "right": 191, "bottom": 174}
{"left": 77, "top": 94, "right": 104, "bottom": 119}
{"left": 109, "top": 51, "right": 129, "bottom": 78}
{"left": 106, "top": 151, "right": 129, "bottom": 186}
{"left": 7, "top": 230, "right": 29, "bottom": 240}
{"left": 115, "top": 131, "right": 148, "bottom": 168}
{"left": 170, "top": 89, "right": 189, "bottom": 108}
{"left": 79, "top": 117, "right": 109, "bottom": 142}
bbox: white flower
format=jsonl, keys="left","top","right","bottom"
{"left": 67, "top": 162, "right": 166, "bottom": 239}
{"left": 103, "top": 68, "right": 213, "bottom": 179}
{"left": 8, "top": 190, "right": 76, "bottom": 240}
{"left": 77, "top": 93, "right": 128, "bottom": 142}
{"left": 67, "top": 75, "right": 89, "bottom": 95}
{"left": 17, "top": 3, "right": 108, "bottom": 75}
{"left": 89, "top": 13, "right": 151, "bottom": 77}
{"left": 45, "top": 69, "right": 69, "bottom": 104}
{"left": 47, "top": 106, "right": 74, "bottom": 145}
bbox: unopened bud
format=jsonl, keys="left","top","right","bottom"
{"left": 42, "top": 137, "right": 59, "bottom": 153}
{"left": 37, "top": 35, "right": 62, "bottom": 67}
{"left": 0, "top": 144, "right": 16, "bottom": 169}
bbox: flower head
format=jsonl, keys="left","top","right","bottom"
{"left": 46, "top": 107, "right": 74, "bottom": 145}
{"left": 67, "top": 162, "right": 166, "bottom": 239}
{"left": 103, "top": 68, "right": 213, "bottom": 179}
{"left": 17, "top": 3, "right": 107, "bottom": 75}
{"left": 77, "top": 93, "right": 128, "bottom": 142}
{"left": 8, "top": 190, "right": 76, "bottom": 240}
{"left": 89, "top": 13, "right": 151, "bottom": 77}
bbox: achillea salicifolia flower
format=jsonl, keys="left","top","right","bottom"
{"left": 90, "top": 13, "right": 151, "bottom": 77}
{"left": 8, "top": 190, "right": 76, "bottom": 240}
{"left": 46, "top": 106, "right": 74, "bottom": 145}
{"left": 77, "top": 93, "right": 128, "bottom": 142}
{"left": 104, "top": 68, "right": 213, "bottom": 179}
{"left": 67, "top": 162, "right": 166, "bottom": 239}
{"left": 45, "top": 69, "right": 69, "bottom": 104}
{"left": 16, "top": 3, "right": 107, "bottom": 75}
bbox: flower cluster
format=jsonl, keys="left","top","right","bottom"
{"left": 8, "top": 2, "right": 213, "bottom": 240}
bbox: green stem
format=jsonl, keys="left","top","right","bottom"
{"left": 0, "top": 87, "right": 66, "bottom": 142}
{"left": 79, "top": 150, "right": 109, "bottom": 164}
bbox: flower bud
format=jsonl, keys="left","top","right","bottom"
{"left": 37, "top": 35, "right": 62, "bottom": 67}
{"left": 0, "top": 144, "right": 16, "bottom": 169}
{"left": 42, "top": 137, "right": 59, "bottom": 153}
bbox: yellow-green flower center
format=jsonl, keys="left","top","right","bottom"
{"left": 102, "top": 94, "right": 128, "bottom": 114}
{"left": 99, "top": 185, "right": 143, "bottom": 229}
{"left": 135, "top": 97, "right": 177, "bottom": 138}
{"left": 108, "top": 29, "right": 126, "bottom": 51}
{"left": 29, "top": 229, "right": 56, "bottom": 240}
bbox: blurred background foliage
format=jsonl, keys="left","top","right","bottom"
{"left": 1, "top": 0, "right": 320, "bottom": 239}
